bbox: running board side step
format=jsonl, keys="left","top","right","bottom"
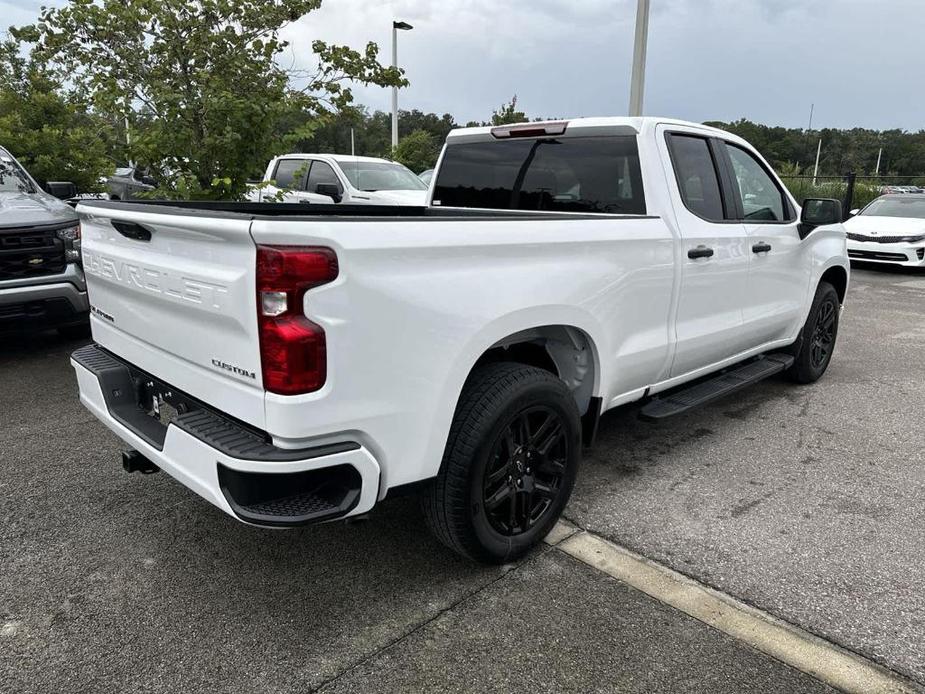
{"left": 639, "top": 354, "right": 794, "bottom": 421}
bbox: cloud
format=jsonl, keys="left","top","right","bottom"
{"left": 278, "top": 0, "right": 924, "bottom": 130}
{"left": 4, "top": 0, "right": 923, "bottom": 130}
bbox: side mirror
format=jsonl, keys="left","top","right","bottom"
{"left": 45, "top": 181, "right": 78, "bottom": 200}
{"left": 848, "top": 208, "right": 860, "bottom": 217}
{"left": 799, "top": 198, "right": 842, "bottom": 240}
{"left": 315, "top": 183, "right": 342, "bottom": 203}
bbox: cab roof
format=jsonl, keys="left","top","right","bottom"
{"left": 272, "top": 153, "right": 398, "bottom": 165}
{"left": 445, "top": 116, "right": 735, "bottom": 145}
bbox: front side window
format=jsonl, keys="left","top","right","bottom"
{"left": 0, "top": 152, "right": 34, "bottom": 193}
{"left": 724, "top": 144, "right": 788, "bottom": 222}
{"left": 272, "top": 159, "right": 306, "bottom": 190}
{"left": 432, "top": 135, "right": 646, "bottom": 214}
{"left": 667, "top": 134, "right": 725, "bottom": 222}
{"left": 306, "top": 161, "right": 342, "bottom": 193}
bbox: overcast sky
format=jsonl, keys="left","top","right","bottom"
{"left": 3, "top": 0, "right": 923, "bottom": 130}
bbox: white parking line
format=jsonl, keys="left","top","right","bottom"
{"left": 545, "top": 524, "right": 918, "bottom": 694}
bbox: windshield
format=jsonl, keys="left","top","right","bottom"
{"left": 432, "top": 135, "right": 646, "bottom": 214}
{"left": 0, "top": 153, "right": 34, "bottom": 193}
{"left": 861, "top": 197, "right": 925, "bottom": 219}
{"left": 339, "top": 161, "right": 428, "bottom": 192}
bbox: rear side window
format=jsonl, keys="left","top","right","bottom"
{"left": 433, "top": 136, "right": 646, "bottom": 215}
{"left": 273, "top": 159, "right": 306, "bottom": 189}
{"left": 724, "top": 144, "right": 790, "bottom": 222}
{"left": 667, "top": 135, "right": 725, "bottom": 222}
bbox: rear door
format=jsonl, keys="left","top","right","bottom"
{"left": 79, "top": 204, "right": 266, "bottom": 427}
{"left": 660, "top": 128, "right": 751, "bottom": 377}
{"left": 718, "top": 141, "right": 810, "bottom": 345}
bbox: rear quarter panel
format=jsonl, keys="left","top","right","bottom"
{"left": 250, "top": 214, "right": 676, "bottom": 492}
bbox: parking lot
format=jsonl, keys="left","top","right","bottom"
{"left": 1, "top": 266, "right": 923, "bottom": 693}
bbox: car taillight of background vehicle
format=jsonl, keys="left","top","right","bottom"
{"left": 256, "top": 245, "right": 338, "bottom": 395}
{"left": 56, "top": 224, "right": 81, "bottom": 264}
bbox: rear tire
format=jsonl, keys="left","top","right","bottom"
{"left": 422, "top": 362, "right": 581, "bottom": 564}
{"left": 785, "top": 281, "right": 840, "bottom": 384}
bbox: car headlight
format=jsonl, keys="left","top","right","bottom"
{"left": 56, "top": 224, "right": 82, "bottom": 264}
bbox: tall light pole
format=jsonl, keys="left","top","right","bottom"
{"left": 391, "top": 20, "right": 413, "bottom": 150}
{"left": 628, "top": 0, "right": 650, "bottom": 117}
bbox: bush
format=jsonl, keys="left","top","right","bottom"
{"left": 391, "top": 129, "right": 440, "bottom": 174}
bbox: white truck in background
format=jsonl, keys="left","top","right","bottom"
{"left": 72, "top": 117, "right": 849, "bottom": 563}
{"left": 246, "top": 153, "right": 428, "bottom": 206}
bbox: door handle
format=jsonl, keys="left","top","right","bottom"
{"left": 752, "top": 242, "right": 772, "bottom": 254}
{"left": 687, "top": 245, "right": 714, "bottom": 260}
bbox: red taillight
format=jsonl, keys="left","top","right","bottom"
{"left": 256, "top": 245, "right": 338, "bottom": 395}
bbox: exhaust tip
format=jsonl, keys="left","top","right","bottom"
{"left": 122, "top": 450, "right": 160, "bottom": 475}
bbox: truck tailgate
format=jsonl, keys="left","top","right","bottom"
{"left": 78, "top": 205, "right": 266, "bottom": 428}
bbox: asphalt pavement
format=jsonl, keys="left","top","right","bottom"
{"left": 0, "top": 265, "right": 921, "bottom": 693}
{"left": 569, "top": 265, "right": 925, "bottom": 683}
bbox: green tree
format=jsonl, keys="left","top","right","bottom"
{"left": 0, "top": 35, "right": 113, "bottom": 191}
{"left": 490, "top": 95, "right": 527, "bottom": 126}
{"left": 391, "top": 129, "right": 439, "bottom": 173}
{"left": 706, "top": 118, "right": 925, "bottom": 178}
{"left": 14, "top": 0, "right": 405, "bottom": 199}
{"left": 284, "top": 107, "right": 458, "bottom": 160}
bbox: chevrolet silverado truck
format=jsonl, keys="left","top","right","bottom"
{"left": 71, "top": 118, "right": 849, "bottom": 563}
{"left": 0, "top": 147, "right": 87, "bottom": 335}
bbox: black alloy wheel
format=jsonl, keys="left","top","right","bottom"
{"left": 810, "top": 296, "right": 838, "bottom": 370}
{"left": 785, "top": 281, "right": 840, "bottom": 384}
{"left": 482, "top": 405, "right": 569, "bottom": 536}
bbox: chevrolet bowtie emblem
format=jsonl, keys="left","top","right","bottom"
{"left": 27, "top": 257, "right": 44, "bottom": 265}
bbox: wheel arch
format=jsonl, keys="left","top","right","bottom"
{"left": 820, "top": 264, "right": 848, "bottom": 304}
{"left": 441, "top": 308, "right": 605, "bottom": 450}
{"left": 473, "top": 324, "right": 600, "bottom": 416}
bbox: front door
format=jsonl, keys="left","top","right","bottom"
{"left": 302, "top": 160, "right": 344, "bottom": 204}
{"left": 264, "top": 158, "right": 312, "bottom": 203}
{"left": 719, "top": 141, "right": 810, "bottom": 346}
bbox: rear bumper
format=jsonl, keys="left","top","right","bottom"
{"left": 71, "top": 343, "right": 380, "bottom": 526}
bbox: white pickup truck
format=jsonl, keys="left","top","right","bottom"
{"left": 72, "top": 117, "right": 849, "bottom": 563}
{"left": 246, "top": 153, "right": 428, "bottom": 206}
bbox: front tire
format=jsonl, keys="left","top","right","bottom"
{"left": 786, "top": 281, "right": 840, "bottom": 384}
{"left": 422, "top": 362, "right": 581, "bottom": 564}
